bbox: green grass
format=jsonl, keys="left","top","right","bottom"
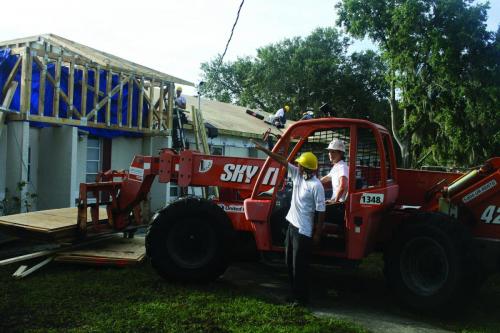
{"left": 0, "top": 263, "right": 366, "bottom": 333}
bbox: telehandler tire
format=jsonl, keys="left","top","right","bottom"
{"left": 384, "top": 212, "right": 479, "bottom": 312}
{"left": 146, "top": 197, "right": 234, "bottom": 282}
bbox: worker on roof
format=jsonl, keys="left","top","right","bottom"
{"left": 172, "top": 85, "right": 188, "bottom": 150}
{"left": 301, "top": 110, "right": 314, "bottom": 120}
{"left": 174, "top": 85, "right": 186, "bottom": 110}
{"left": 321, "top": 139, "right": 349, "bottom": 226}
{"left": 251, "top": 139, "right": 325, "bottom": 306}
{"left": 271, "top": 104, "right": 290, "bottom": 128}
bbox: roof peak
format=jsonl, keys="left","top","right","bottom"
{"left": 0, "top": 33, "right": 193, "bottom": 86}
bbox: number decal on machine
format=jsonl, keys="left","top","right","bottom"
{"left": 360, "top": 193, "right": 384, "bottom": 205}
{"left": 480, "top": 206, "right": 500, "bottom": 224}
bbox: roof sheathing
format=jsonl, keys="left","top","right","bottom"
{"left": 185, "top": 96, "right": 294, "bottom": 139}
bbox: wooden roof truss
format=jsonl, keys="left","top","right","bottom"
{"left": 0, "top": 35, "right": 191, "bottom": 135}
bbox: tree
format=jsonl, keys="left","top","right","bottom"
{"left": 200, "top": 27, "right": 390, "bottom": 126}
{"left": 337, "top": 0, "right": 500, "bottom": 167}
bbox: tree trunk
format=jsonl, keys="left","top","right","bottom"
{"left": 388, "top": 79, "right": 410, "bottom": 168}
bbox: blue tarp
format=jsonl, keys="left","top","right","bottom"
{"left": 0, "top": 48, "right": 148, "bottom": 138}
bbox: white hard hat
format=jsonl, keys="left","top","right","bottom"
{"left": 326, "top": 139, "right": 346, "bottom": 152}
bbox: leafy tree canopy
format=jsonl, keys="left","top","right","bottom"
{"left": 337, "top": 0, "right": 500, "bottom": 167}
{"left": 200, "top": 27, "right": 390, "bottom": 127}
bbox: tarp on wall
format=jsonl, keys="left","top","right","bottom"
{"left": 0, "top": 48, "right": 148, "bottom": 138}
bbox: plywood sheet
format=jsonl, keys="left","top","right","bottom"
{"left": 54, "top": 236, "right": 145, "bottom": 266}
{"left": 185, "top": 96, "right": 296, "bottom": 138}
{"left": 0, "top": 208, "right": 108, "bottom": 233}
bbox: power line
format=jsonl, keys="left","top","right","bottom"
{"left": 218, "top": 0, "right": 245, "bottom": 67}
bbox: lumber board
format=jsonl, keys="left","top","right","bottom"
{"left": 167, "top": 83, "right": 174, "bottom": 131}
{"left": 127, "top": 77, "right": 133, "bottom": 127}
{"left": 117, "top": 72, "right": 123, "bottom": 126}
{"left": 37, "top": 55, "right": 47, "bottom": 116}
{"left": 54, "top": 236, "right": 145, "bottom": 265}
{"left": 0, "top": 207, "right": 107, "bottom": 234}
{"left": 81, "top": 65, "right": 88, "bottom": 118}
{"left": 158, "top": 83, "right": 164, "bottom": 130}
{"left": 138, "top": 77, "right": 144, "bottom": 129}
{"left": 6, "top": 114, "right": 160, "bottom": 135}
{"left": 105, "top": 67, "right": 112, "bottom": 126}
{"left": 53, "top": 56, "right": 61, "bottom": 117}
{"left": 68, "top": 60, "right": 76, "bottom": 118}
{"left": 148, "top": 79, "right": 154, "bottom": 130}
{"left": 20, "top": 48, "right": 32, "bottom": 116}
{"left": 93, "top": 65, "right": 100, "bottom": 123}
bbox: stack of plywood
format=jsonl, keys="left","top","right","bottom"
{"left": 0, "top": 207, "right": 108, "bottom": 242}
{"left": 55, "top": 236, "right": 145, "bottom": 266}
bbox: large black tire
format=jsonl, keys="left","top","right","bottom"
{"left": 146, "top": 197, "right": 234, "bottom": 282}
{"left": 384, "top": 213, "right": 479, "bottom": 312}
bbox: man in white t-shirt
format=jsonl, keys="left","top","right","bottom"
{"left": 252, "top": 139, "right": 325, "bottom": 305}
{"left": 321, "top": 139, "right": 349, "bottom": 225}
{"left": 271, "top": 105, "right": 289, "bottom": 128}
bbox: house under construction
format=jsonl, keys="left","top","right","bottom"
{"left": 0, "top": 34, "right": 281, "bottom": 216}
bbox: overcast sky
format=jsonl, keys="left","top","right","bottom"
{"left": 1, "top": 0, "right": 499, "bottom": 94}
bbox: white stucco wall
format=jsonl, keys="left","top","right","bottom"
{"left": 111, "top": 137, "right": 143, "bottom": 170}
{"left": 28, "top": 127, "right": 40, "bottom": 211}
{"left": 76, "top": 132, "right": 88, "bottom": 189}
{"left": 1, "top": 119, "right": 269, "bottom": 216}
{"left": 37, "top": 126, "right": 78, "bottom": 210}
{"left": 143, "top": 135, "right": 169, "bottom": 214}
{"left": 5, "top": 121, "right": 29, "bottom": 212}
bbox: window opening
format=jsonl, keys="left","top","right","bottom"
{"left": 355, "top": 127, "right": 381, "bottom": 189}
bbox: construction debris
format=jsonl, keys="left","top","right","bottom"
{"left": 54, "top": 236, "right": 145, "bottom": 266}
{"left": 0, "top": 207, "right": 108, "bottom": 241}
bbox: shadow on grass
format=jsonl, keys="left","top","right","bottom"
{"left": 0, "top": 261, "right": 366, "bottom": 333}
{"left": 1, "top": 253, "right": 500, "bottom": 333}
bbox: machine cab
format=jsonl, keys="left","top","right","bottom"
{"left": 244, "top": 118, "right": 399, "bottom": 260}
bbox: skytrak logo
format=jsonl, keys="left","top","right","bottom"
{"left": 220, "top": 164, "right": 280, "bottom": 185}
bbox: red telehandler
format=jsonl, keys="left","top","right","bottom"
{"left": 78, "top": 117, "right": 500, "bottom": 311}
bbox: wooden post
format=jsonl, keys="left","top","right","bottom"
{"left": 159, "top": 82, "right": 164, "bottom": 131}
{"left": 167, "top": 83, "right": 174, "bottom": 133}
{"left": 127, "top": 76, "right": 133, "bottom": 127}
{"left": 117, "top": 72, "right": 123, "bottom": 127}
{"left": 94, "top": 65, "right": 100, "bottom": 123}
{"left": 20, "top": 47, "right": 33, "bottom": 117}
{"left": 37, "top": 55, "right": 47, "bottom": 116}
{"left": 105, "top": 67, "right": 112, "bottom": 126}
{"left": 149, "top": 79, "right": 154, "bottom": 130}
{"left": 53, "top": 56, "right": 61, "bottom": 118}
{"left": 68, "top": 60, "right": 75, "bottom": 118}
{"left": 138, "top": 77, "right": 144, "bottom": 129}
{"left": 81, "top": 64, "right": 88, "bottom": 120}
{"left": 191, "top": 105, "right": 200, "bottom": 150}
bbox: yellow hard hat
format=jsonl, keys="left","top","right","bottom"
{"left": 295, "top": 152, "right": 318, "bottom": 170}
{"left": 176, "top": 86, "right": 182, "bottom": 92}
{"left": 284, "top": 105, "right": 290, "bottom": 112}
